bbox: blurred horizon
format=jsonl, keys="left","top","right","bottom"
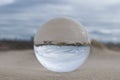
{"left": 0, "top": 0, "right": 120, "bottom": 43}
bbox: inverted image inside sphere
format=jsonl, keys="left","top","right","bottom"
{"left": 34, "top": 17, "right": 90, "bottom": 46}
{"left": 34, "top": 17, "right": 90, "bottom": 72}
{"left": 34, "top": 45, "right": 90, "bottom": 72}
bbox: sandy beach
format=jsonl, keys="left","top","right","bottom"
{"left": 0, "top": 46, "right": 120, "bottom": 80}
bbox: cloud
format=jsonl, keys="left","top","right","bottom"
{"left": 0, "top": 0, "right": 15, "bottom": 6}
{"left": 0, "top": 0, "right": 120, "bottom": 40}
{"left": 67, "top": 0, "right": 120, "bottom": 7}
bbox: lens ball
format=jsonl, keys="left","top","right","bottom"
{"left": 34, "top": 18, "right": 90, "bottom": 72}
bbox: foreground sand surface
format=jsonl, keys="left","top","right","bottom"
{"left": 0, "top": 47, "right": 120, "bottom": 80}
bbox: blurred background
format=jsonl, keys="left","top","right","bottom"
{"left": 0, "top": 1, "right": 120, "bottom": 80}
{"left": 0, "top": 0, "right": 120, "bottom": 50}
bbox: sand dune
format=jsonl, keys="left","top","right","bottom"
{"left": 0, "top": 46, "right": 120, "bottom": 80}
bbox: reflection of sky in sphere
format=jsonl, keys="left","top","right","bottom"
{"left": 34, "top": 45, "right": 90, "bottom": 72}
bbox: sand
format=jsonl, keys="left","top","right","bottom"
{"left": 0, "top": 47, "right": 120, "bottom": 80}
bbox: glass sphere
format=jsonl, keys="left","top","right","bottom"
{"left": 34, "top": 17, "right": 90, "bottom": 72}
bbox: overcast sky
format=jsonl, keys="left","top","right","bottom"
{"left": 0, "top": 0, "right": 120, "bottom": 40}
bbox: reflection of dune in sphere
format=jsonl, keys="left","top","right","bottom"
{"left": 34, "top": 45, "right": 90, "bottom": 72}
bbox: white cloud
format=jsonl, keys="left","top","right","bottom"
{"left": 0, "top": 0, "right": 15, "bottom": 6}
{"left": 68, "top": 0, "right": 120, "bottom": 6}
{"left": 0, "top": 0, "right": 120, "bottom": 41}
